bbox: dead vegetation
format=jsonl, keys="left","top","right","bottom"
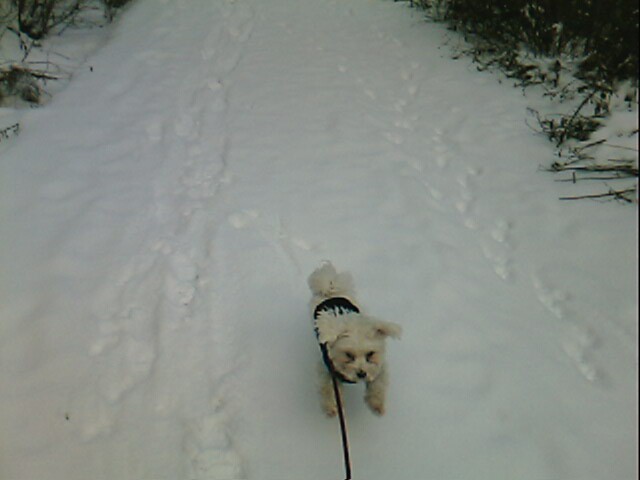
{"left": 1, "top": 0, "right": 132, "bottom": 106}
{"left": 397, "top": 0, "right": 638, "bottom": 203}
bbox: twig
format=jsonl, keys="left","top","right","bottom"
{"left": 555, "top": 175, "right": 632, "bottom": 182}
{"left": 566, "top": 89, "right": 596, "bottom": 130}
{"left": 601, "top": 143, "right": 638, "bottom": 152}
{"left": 549, "top": 163, "right": 638, "bottom": 177}
{"left": 572, "top": 138, "right": 607, "bottom": 152}
{"left": 0, "top": 123, "right": 20, "bottom": 143}
{"left": 560, "top": 187, "right": 636, "bottom": 202}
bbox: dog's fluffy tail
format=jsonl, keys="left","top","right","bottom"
{"left": 308, "top": 261, "right": 355, "bottom": 299}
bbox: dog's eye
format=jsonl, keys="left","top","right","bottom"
{"left": 366, "top": 351, "right": 376, "bottom": 362}
{"left": 344, "top": 352, "right": 355, "bottom": 362}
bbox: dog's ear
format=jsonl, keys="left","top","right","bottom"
{"left": 315, "top": 316, "right": 348, "bottom": 344}
{"left": 373, "top": 320, "right": 402, "bottom": 340}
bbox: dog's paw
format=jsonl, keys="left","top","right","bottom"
{"left": 365, "top": 396, "right": 385, "bottom": 416}
{"left": 323, "top": 404, "right": 338, "bottom": 418}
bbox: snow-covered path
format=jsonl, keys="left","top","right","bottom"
{"left": 1, "top": 1, "right": 637, "bottom": 479}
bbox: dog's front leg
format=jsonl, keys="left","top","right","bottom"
{"left": 365, "top": 366, "right": 388, "bottom": 415}
{"left": 318, "top": 364, "right": 339, "bottom": 417}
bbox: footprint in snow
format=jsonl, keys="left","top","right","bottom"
{"left": 145, "top": 116, "right": 165, "bottom": 142}
{"left": 532, "top": 274, "right": 602, "bottom": 383}
{"left": 384, "top": 131, "right": 404, "bottom": 145}
{"left": 394, "top": 118, "right": 414, "bottom": 130}
{"left": 227, "top": 210, "right": 260, "bottom": 229}
{"left": 479, "top": 219, "right": 515, "bottom": 280}
{"left": 562, "top": 327, "right": 600, "bottom": 383}
{"left": 98, "top": 336, "right": 157, "bottom": 404}
{"left": 184, "top": 413, "right": 245, "bottom": 479}
{"left": 481, "top": 242, "right": 513, "bottom": 280}
{"left": 532, "top": 274, "right": 569, "bottom": 320}
{"left": 164, "top": 252, "right": 199, "bottom": 308}
{"left": 174, "top": 113, "right": 196, "bottom": 138}
{"left": 394, "top": 99, "right": 407, "bottom": 112}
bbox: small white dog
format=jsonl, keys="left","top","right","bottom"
{"left": 308, "top": 262, "right": 401, "bottom": 416}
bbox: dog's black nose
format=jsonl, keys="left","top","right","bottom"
{"left": 357, "top": 370, "right": 367, "bottom": 379}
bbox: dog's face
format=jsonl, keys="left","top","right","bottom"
{"left": 318, "top": 315, "right": 401, "bottom": 383}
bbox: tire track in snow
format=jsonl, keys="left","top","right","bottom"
{"left": 163, "top": 2, "right": 255, "bottom": 477}
{"left": 72, "top": 0, "right": 255, "bottom": 477}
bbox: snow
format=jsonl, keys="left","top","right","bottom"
{"left": 0, "top": 0, "right": 637, "bottom": 479}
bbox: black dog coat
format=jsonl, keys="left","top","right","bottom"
{"left": 313, "top": 297, "right": 360, "bottom": 384}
